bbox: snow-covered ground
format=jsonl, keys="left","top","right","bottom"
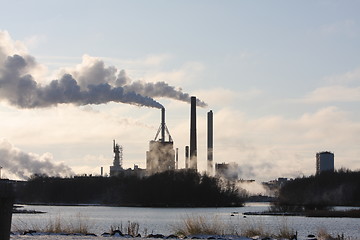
{"left": 11, "top": 236, "right": 99, "bottom": 240}
{"left": 10, "top": 235, "right": 255, "bottom": 240}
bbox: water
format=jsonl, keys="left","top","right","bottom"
{"left": 12, "top": 203, "right": 359, "bottom": 239}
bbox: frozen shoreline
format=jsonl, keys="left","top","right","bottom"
{"left": 9, "top": 233, "right": 257, "bottom": 240}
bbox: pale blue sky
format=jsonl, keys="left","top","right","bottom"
{"left": 1, "top": 1, "right": 360, "bottom": 181}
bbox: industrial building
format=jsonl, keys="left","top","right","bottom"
{"left": 316, "top": 151, "right": 335, "bottom": 174}
{"left": 110, "top": 140, "right": 123, "bottom": 176}
{"left": 146, "top": 107, "right": 176, "bottom": 174}
{"left": 109, "top": 95, "right": 214, "bottom": 176}
{"left": 215, "top": 162, "right": 239, "bottom": 181}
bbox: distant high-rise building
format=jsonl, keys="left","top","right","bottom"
{"left": 316, "top": 151, "right": 334, "bottom": 174}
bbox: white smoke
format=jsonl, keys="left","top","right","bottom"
{"left": 0, "top": 31, "right": 207, "bottom": 109}
{"left": 0, "top": 53, "right": 163, "bottom": 109}
{"left": 0, "top": 140, "right": 74, "bottom": 179}
{"left": 62, "top": 54, "right": 208, "bottom": 107}
{"left": 121, "top": 79, "right": 208, "bottom": 107}
{"left": 237, "top": 181, "right": 269, "bottom": 196}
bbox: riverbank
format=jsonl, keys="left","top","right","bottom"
{"left": 8, "top": 234, "right": 258, "bottom": 240}
{"left": 9, "top": 232, "right": 352, "bottom": 240}
{"left": 13, "top": 205, "right": 46, "bottom": 214}
{"left": 244, "top": 209, "right": 360, "bottom": 218}
{"left": 11, "top": 213, "right": 353, "bottom": 240}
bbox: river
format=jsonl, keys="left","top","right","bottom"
{"left": 11, "top": 203, "right": 359, "bottom": 239}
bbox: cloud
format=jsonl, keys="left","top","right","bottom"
{"left": 23, "top": 34, "right": 47, "bottom": 49}
{"left": 324, "top": 67, "right": 360, "bottom": 84}
{"left": 297, "top": 66, "right": 360, "bottom": 104}
{"left": 104, "top": 54, "right": 172, "bottom": 68}
{"left": 212, "top": 107, "right": 360, "bottom": 181}
{"left": 0, "top": 140, "right": 74, "bottom": 179}
{"left": 0, "top": 30, "right": 27, "bottom": 57}
{"left": 321, "top": 20, "right": 358, "bottom": 37}
{"left": 301, "top": 85, "right": 360, "bottom": 103}
{"left": 143, "top": 61, "right": 205, "bottom": 86}
{"left": 195, "top": 88, "right": 262, "bottom": 108}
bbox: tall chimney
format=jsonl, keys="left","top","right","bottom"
{"left": 207, "top": 110, "right": 213, "bottom": 174}
{"left": 185, "top": 146, "right": 189, "bottom": 169}
{"left": 175, "top": 148, "right": 179, "bottom": 169}
{"left": 190, "top": 96, "right": 197, "bottom": 170}
{"left": 161, "top": 107, "right": 165, "bottom": 142}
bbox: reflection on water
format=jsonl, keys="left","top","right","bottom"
{"left": 12, "top": 203, "right": 359, "bottom": 239}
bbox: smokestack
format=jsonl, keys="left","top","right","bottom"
{"left": 176, "top": 148, "right": 179, "bottom": 170}
{"left": 101, "top": 167, "right": 103, "bottom": 176}
{"left": 207, "top": 110, "right": 213, "bottom": 174}
{"left": 190, "top": 96, "right": 197, "bottom": 170}
{"left": 185, "top": 146, "right": 189, "bottom": 169}
{"left": 161, "top": 107, "right": 165, "bottom": 142}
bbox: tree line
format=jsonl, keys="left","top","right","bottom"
{"left": 14, "top": 170, "right": 246, "bottom": 207}
{"left": 274, "top": 169, "right": 360, "bottom": 210}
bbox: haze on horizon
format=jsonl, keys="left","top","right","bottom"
{"left": 1, "top": 0, "right": 360, "bottom": 182}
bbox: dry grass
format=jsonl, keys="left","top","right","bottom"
{"left": 174, "top": 216, "right": 298, "bottom": 239}
{"left": 272, "top": 218, "right": 296, "bottom": 239}
{"left": 240, "top": 219, "right": 266, "bottom": 238}
{"left": 317, "top": 228, "right": 353, "bottom": 240}
{"left": 173, "top": 215, "right": 227, "bottom": 237}
{"left": 13, "top": 214, "right": 355, "bottom": 239}
{"left": 110, "top": 221, "right": 140, "bottom": 236}
{"left": 12, "top": 213, "right": 92, "bottom": 235}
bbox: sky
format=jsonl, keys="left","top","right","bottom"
{"left": 1, "top": 0, "right": 360, "bottom": 182}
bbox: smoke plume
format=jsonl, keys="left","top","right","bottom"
{"left": 121, "top": 79, "right": 208, "bottom": 107}
{"left": 0, "top": 54, "right": 163, "bottom": 109}
{"left": 0, "top": 140, "right": 74, "bottom": 179}
{"left": 0, "top": 31, "right": 207, "bottom": 109}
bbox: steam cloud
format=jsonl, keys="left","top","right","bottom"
{"left": 121, "top": 79, "right": 208, "bottom": 107}
{"left": 0, "top": 31, "right": 207, "bottom": 109}
{"left": 0, "top": 140, "right": 74, "bottom": 179}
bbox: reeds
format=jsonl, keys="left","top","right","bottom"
{"left": 12, "top": 214, "right": 355, "bottom": 239}
{"left": 272, "top": 218, "right": 296, "bottom": 239}
{"left": 174, "top": 215, "right": 296, "bottom": 239}
{"left": 317, "top": 228, "right": 355, "bottom": 240}
{"left": 173, "top": 216, "right": 226, "bottom": 237}
{"left": 109, "top": 221, "right": 140, "bottom": 236}
{"left": 12, "top": 213, "right": 92, "bottom": 235}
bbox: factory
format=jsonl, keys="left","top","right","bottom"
{"left": 145, "top": 96, "right": 214, "bottom": 175}
{"left": 109, "top": 95, "right": 215, "bottom": 176}
{"left": 146, "top": 107, "right": 176, "bottom": 174}
{"left": 109, "top": 140, "right": 123, "bottom": 176}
